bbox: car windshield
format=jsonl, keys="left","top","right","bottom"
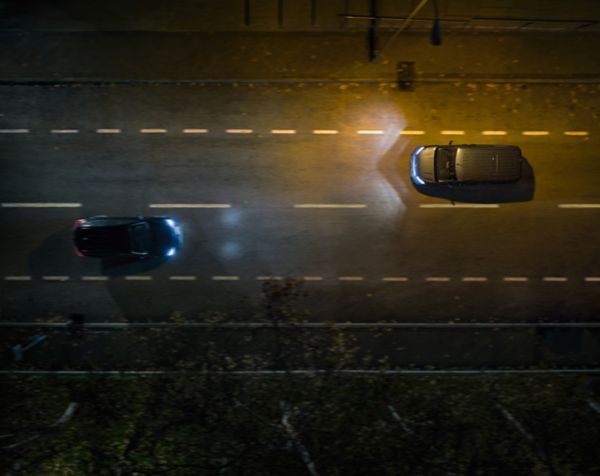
{"left": 435, "top": 147, "right": 456, "bottom": 181}
{"left": 129, "top": 222, "right": 151, "bottom": 254}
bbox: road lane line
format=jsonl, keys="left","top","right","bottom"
{"left": 382, "top": 276, "right": 408, "bottom": 282}
{"left": 585, "top": 277, "right": 600, "bottom": 282}
{"left": 82, "top": 276, "right": 109, "bottom": 281}
{"left": 169, "top": 276, "right": 197, "bottom": 281}
{"left": 312, "top": 129, "right": 339, "bottom": 135}
{"left": 357, "top": 130, "right": 384, "bottom": 135}
{"left": 425, "top": 277, "right": 450, "bottom": 282}
{"left": 182, "top": 128, "right": 208, "bottom": 134}
{"left": 212, "top": 276, "right": 240, "bottom": 281}
{"left": 271, "top": 129, "right": 296, "bottom": 134}
{"left": 462, "top": 277, "right": 488, "bottom": 282}
{"left": 294, "top": 204, "right": 367, "bottom": 209}
{"left": 50, "top": 129, "right": 79, "bottom": 134}
{"left": 441, "top": 130, "right": 465, "bottom": 135}
{"left": 482, "top": 130, "right": 507, "bottom": 135}
{"left": 503, "top": 277, "right": 529, "bottom": 282}
{"left": 2, "top": 202, "right": 82, "bottom": 208}
{"left": 542, "top": 277, "right": 568, "bottom": 282}
{"left": 522, "top": 130, "right": 549, "bottom": 136}
{"left": 303, "top": 276, "right": 323, "bottom": 281}
{"left": 0, "top": 129, "right": 30, "bottom": 133}
{"left": 419, "top": 204, "right": 499, "bottom": 208}
{"left": 149, "top": 203, "right": 231, "bottom": 208}
{"left": 563, "top": 131, "right": 589, "bottom": 136}
{"left": 42, "top": 276, "right": 69, "bottom": 282}
{"left": 338, "top": 276, "right": 364, "bottom": 281}
{"left": 125, "top": 276, "right": 152, "bottom": 281}
{"left": 399, "top": 130, "right": 425, "bottom": 135}
{"left": 140, "top": 128, "right": 167, "bottom": 133}
{"left": 4, "top": 276, "right": 32, "bottom": 281}
{"left": 96, "top": 128, "right": 122, "bottom": 133}
{"left": 256, "top": 276, "right": 284, "bottom": 280}
{"left": 558, "top": 204, "right": 600, "bottom": 208}
{"left": 226, "top": 129, "right": 253, "bottom": 134}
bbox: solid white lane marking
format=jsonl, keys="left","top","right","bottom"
{"left": 271, "top": 129, "right": 296, "bottom": 134}
{"left": 425, "top": 277, "right": 450, "bottom": 282}
{"left": 338, "top": 276, "right": 364, "bottom": 281}
{"left": 82, "top": 276, "right": 109, "bottom": 281}
{"left": 585, "top": 277, "right": 600, "bottom": 282}
{"left": 482, "top": 130, "right": 507, "bottom": 135}
{"left": 1, "top": 202, "right": 81, "bottom": 208}
{"left": 543, "top": 277, "right": 568, "bottom": 282}
{"left": 149, "top": 203, "right": 231, "bottom": 208}
{"left": 382, "top": 276, "right": 408, "bottom": 282}
{"left": 42, "top": 276, "right": 69, "bottom": 281}
{"left": 564, "top": 131, "right": 589, "bottom": 136}
{"left": 125, "top": 276, "right": 152, "bottom": 281}
{"left": 182, "top": 128, "right": 208, "bottom": 134}
{"left": 169, "top": 276, "right": 197, "bottom": 281}
{"left": 51, "top": 129, "right": 79, "bottom": 134}
{"left": 140, "top": 128, "right": 167, "bottom": 133}
{"left": 503, "top": 277, "right": 529, "bottom": 282}
{"left": 256, "top": 276, "right": 284, "bottom": 280}
{"left": 357, "top": 130, "right": 384, "bottom": 135}
{"left": 312, "top": 129, "right": 339, "bottom": 135}
{"left": 462, "top": 277, "right": 488, "bottom": 282}
{"left": 399, "top": 130, "right": 425, "bottom": 135}
{"left": 419, "top": 204, "right": 499, "bottom": 208}
{"left": 0, "top": 129, "right": 30, "bottom": 133}
{"left": 441, "top": 130, "right": 465, "bottom": 135}
{"left": 294, "top": 204, "right": 367, "bottom": 209}
{"left": 226, "top": 129, "right": 253, "bottom": 134}
{"left": 558, "top": 204, "right": 600, "bottom": 209}
{"left": 522, "top": 130, "right": 549, "bottom": 136}
{"left": 212, "top": 276, "right": 240, "bottom": 281}
{"left": 303, "top": 276, "right": 323, "bottom": 281}
{"left": 96, "top": 128, "right": 122, "bottom": 134}
{"left": 4, "top": 276, "right": 32, "bottom": 281}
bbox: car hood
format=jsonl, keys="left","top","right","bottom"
{"left": 414, "top": 147, "right": 436, "bottom": 183}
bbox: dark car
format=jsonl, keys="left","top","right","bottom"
{"left": 411, "top": 144, "right": 523, "bottom": 186}
{"left": 73, "top": 216, "right": 182, "bottom": 258}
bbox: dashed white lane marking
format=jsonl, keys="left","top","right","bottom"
{"left": 543, "top": 277, "right": 568, "bottom": 282}
{"left": 96, "top": 128, "right": 122, "bottom": 134}
{"left": 419, "top": 204, "right": 499, "bottom": 209}
{"left": 294, "top": 204, "right": 367, "bottom": 209}
{"left": 558, "top": 204, "right": 600, "bottom": 209}
{"left": 503, "top": 277, "right": 529, "bottom": 282}
{"left": 564, "top": 131, "right": 589, "bottom": 136}
{"left": 182, "top": 128, "right": 208, "bottom": 134}
{"left": 585, "top": 277, "right": 600, "bottom": 282}
{"left": 338, "top": 276, "right": 364, "bottom": 281}
{"left": 462, "top": 277, "right": 488, "bottom": 282}
{"left": 271, "top": 129, "right": 296, "bottom": 134}
{"left": 226, "top": 128, "right": 253, "bottom": 134}
{"left": 425, "top": 277, "right": 450, "bottom": 282}
{"left": 42, "top": 276, "right": 69, "bottom": 282}
{"left": 50, "top": 129, "right": 79, "bottom": 134}
{"left": 140, "top": 128, "right": 167, "bottom": 133}
{"left": 482, "top": 130, "right": 507, "bottom": 136}
{"left": 149, "top": 203, "right": 231, "bottom": 208}
{"left": 82, "top": 276, "right": 109, "bottom": 281}
{"left": 0, "top": 129, "right": 30, "bottom": 133}
{"left": 4, "top": 276, "right": 32, "bottom": 281}
{"left": 212, "top": 275, "right": 240, "bottom": 281}
{"left": 256, "top": 276, "right": 284, "bottom": 280}
{"left": 399, "top": 130, "right": 425, "bottom": 135}
{"left": 441, "top": 130, "right": 465, "bottom": 135}
{"left": 357, "top": 130, "right": 384, "bottom": 135}
{"left": 382, "top": 276, "right": 408, "bottom": 282}
{"left": 125, "top": 276, "right": 152, "bottom": 281}
{"left": 1, "top": 202, "right": 82, "bottom": 208}
{"left": 312, "top": 129, "right": 339, "bottom": 135}
{"left": 168, "top": 276, "right": 197, "bottom": 281}
{"left": 303, "top": 276, "right": 324, "bottom": 281}
{"left": 522, "top": 130, "right": 549, "bottom": 136}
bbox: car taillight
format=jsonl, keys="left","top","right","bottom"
{"left": 73, "top": 218, "right": 86, "bottom": 230}
{"left": 74, "top": 246, "right": 85, "bottom": 257}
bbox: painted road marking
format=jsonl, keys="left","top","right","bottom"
{"left": 82, "top": 276, "right": 109, "bottom": 281}
{"left": 399, "top": 130, "right": 425, "bottom": 135}
{"left": 169, "top": 276, "right": 197, "bottom": 281}
{"left": 482, "top": 130, "right": 507, "bottom": 135}
{"left": 338, "top": 276, "right": 364, "bottom": 281}
{"left": 585, "top": 277, "right": 600, "bottom": 282}
{"left": 564, "top": 131, "right": 589, "bottom": 136}
{"left": 1, "top": 202, "right": 81, "bottom": 208}
{"left": 125, "top": 276, "right": 153, "bottom": 281}
{"left": 382, "top": 277, "right": 409, "bottom": 282}
{"left": 558, "top": 204, "right": 600, "bottom": 209}
{"left": 182, "top": 128, "right": 208, "bottom": 134}
{"left": 42, "top": 276, "right": 69, "bottom": 282}
{"left": 140, "top": 128, "right": 167, "bottom": 133}
{"left": 419, "top": 204, "right": 499, "bottom": 209}
{"left": 357, "top": 130, "right": 384, "bottom": 135}
{"left": 226, "top": 129, "right": 253, "bottom": 134}
{"left": 303, "top": 276, "right": 324, "bottom": 281}
{"left": 256, "top": 276, "right": 284, "bottom": 280}
{"left": 543, "top": 277, "right": 568, "bottom": 282}
{"left": 271, "top": 129, "right": 296, "bottom": 134}
{"left": 441, "top": 130, "right": 465, "bottom": 135}
{"left": 0, "top": 129, "right": 30, "bottom": 133}
{"left": 96, "top": 128, "right": 122, "bottom": 133}
{"left": 50, "top": 129, "right": 79, "bottom": 134}
{"left": 212, "top": 276, "right": 240, "bottom": 281}
{"left": 312, "top": 129, "right": 339, "bottom": 135}
{"left": 425, "top": 277, "right": 450, "bottom": 282}
{"left": 522, "top": 131, "right": 549, "bottom": 136}
{"left": 149, "top": 203, "right": 231, "bottom": 208}
{"left": 462, "top": 277, "right": 488, "bottom": 282}
{"left": 503, "top": 277, "right": 529, "bottom": 282}
{"left": 4, "top": 276, "right": 32, "bottom": 281}
{"left": 294, "top": 204, "right": 367, "bottom": 209}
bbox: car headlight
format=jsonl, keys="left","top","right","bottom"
{"left": 166, "top": 247, "right": 177, "bottom": 257}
